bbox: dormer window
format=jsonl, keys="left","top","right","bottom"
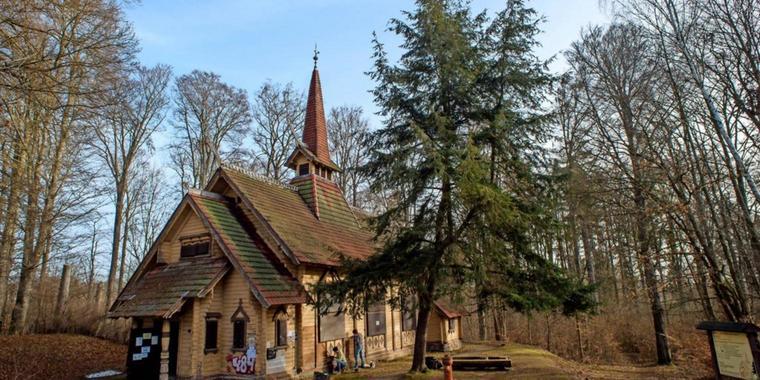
{"left": 180, "top": 233, "right": 211, "bottom": 258}
{"left": 299, "top": 163, "right": 309, "bottom": 176}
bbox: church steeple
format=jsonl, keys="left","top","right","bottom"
{"left": 302, "top": 48, "right": 330, "bottom": 163}
{"left": 287, "top": 48, "right": 340, "bottom": 181}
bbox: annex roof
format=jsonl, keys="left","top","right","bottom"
{"left": 434, "top": 300, "right": 464, "bottom": 319}
{"left": 109, "top": 256, "right": 230, "bottom": 318}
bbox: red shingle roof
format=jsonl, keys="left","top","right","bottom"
{"left": 303, "top": 68, "right": 330, "bottom": 163}
{"left": 434, "top": 300, "right": 464, "bottom": 319}
{"left": 109, "top": 256, "right": 230, "bottom": 318}
{"left": 220, "top": 168, "right": 376, "bottom": 266}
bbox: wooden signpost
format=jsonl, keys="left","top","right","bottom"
{"left": 697, "top": 321, "right": 760, "bottom": 380}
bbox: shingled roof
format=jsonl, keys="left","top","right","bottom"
{"left": 218, "top": 167, "right": 376, "bottom": 267}
{"left": 434, "top": 300, "right": 464, "bottom": 319}
{"left": 189, "top": 192, "right": 306, "bottom": 306}
{"left": 109, "top": 256, "right": 230, "bottom": 318}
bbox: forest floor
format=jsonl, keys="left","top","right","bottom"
{"left": 334, "top": 342, "right": 709, "bottom": 379}
{"left": 0, "top": 335, "right": 709, "bottom": 380}
{"left": 0, "top": 334, "right": 126, "bottom": 380}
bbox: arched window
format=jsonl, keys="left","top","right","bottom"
{"left": 230, "top": 299, "right": 250, "bottom": 351}
{"left": 273, "top": 307, "right": 289, "bottom": 347}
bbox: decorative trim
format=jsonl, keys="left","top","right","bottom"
{"left": 230, "top": 299, "right": 250, "bottom": 322}
{"left": 272, "top": 306, "right": 290, "bottom": 321}
{"left": 221, "top": 162, "right": 298, "bottom": 191}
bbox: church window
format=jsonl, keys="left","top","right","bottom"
{"left": 180, "top": 234, "right": 211, "bottom": 258}
{"left": 273, "top": 307, "right": 288, "bottom": 347}
{"left": 180, "top": 242, "right": 209, "bottom": 258}
{"left": 275, "top": 319, "right": 287, "bottom": 347}
{"left": 205, "top": 313, "right": 220, "bottom": 353}
{"left": 366, "top": 302, "right": 386, "bottom": 337}
{"left": 230, "top": 299, "right": 250, "bottom": 351}
{"left": 319, "top": 302, "right": 345, "bottom": 342}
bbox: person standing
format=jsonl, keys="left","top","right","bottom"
{"left": 352, "top": 329, "right": 366, "bottom": 369}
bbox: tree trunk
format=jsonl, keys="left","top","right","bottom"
{"left": 580, "top": 220, "right": 598, "bottom": 303}
{"left": 0, "top": 147, "right": 22, "bottom": 332}
{"left": 410, "top": 289, "right": 433, "bottom": 372}
{"left": 118, "top": 195, "right": 131, "bottom": 292}
{"left": 106, "top": 181, "right": 126, "bottom": 307}
{"left": 55, "top": 264, "right": 71, "bottom": 327}
{"left": 9, "top": 156, "right": 41, "bottom": 334}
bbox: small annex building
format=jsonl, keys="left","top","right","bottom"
{"left": 427, "top": 301, "right": 463, "bottom": 352}
{"left": 108, "top": 63, "right": 452, "bottom": 379}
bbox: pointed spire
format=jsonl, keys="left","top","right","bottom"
{"left": 302, "top": 52, "right": 331, "bottom": 163}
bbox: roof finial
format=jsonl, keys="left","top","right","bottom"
{"left": 313, "top": 44, "right": 319, "bottom": 69}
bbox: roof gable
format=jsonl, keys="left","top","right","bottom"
{"left": 110, "top": 189, "right": 305, "bottom": 317}
{"left": 188, "top": 191, "right": 305, "bottom": 307}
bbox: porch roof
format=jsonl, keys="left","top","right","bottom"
{"left": 108, "top": 256, "right": 230, "bottom": 318}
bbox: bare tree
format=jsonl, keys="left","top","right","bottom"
{"left": 170, "top": 70, "right": 251, "bottom": 189}
{"left": 567, "top": 23, "right": 672, "bottom": 364}
{"left": 250, "top": 81, "right": 304, "bottom": 180}
{"left": 91, "top": 64, "right": 171, "bottom": 306}
{"left": 2, "top": 0, "right": 137, "bottom": 334}
{"left": 327, "top": 105, "right": 371, "bottom": 207}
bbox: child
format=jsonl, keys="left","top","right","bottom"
{"left": 332, "top": 346, "right": 347, "bottom": 373}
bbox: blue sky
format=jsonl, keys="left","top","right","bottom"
{"left": 125, "top": 0, "right": 610, "bottom": 131}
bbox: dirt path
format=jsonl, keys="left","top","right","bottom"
{"left": 334, "top": 342, "right": 707, "bottom": 379}
{"left": 0, "top": 334, "right": 127, "bottom": 380}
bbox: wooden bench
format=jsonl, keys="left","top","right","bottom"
{"left": 451, "top": 356, "right": 511, "bottom": 371}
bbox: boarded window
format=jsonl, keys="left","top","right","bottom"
{"left": 233, "top": 320, "right": 246, "bottom": 349}
{"left": 205, "top": 319, "right": 218, "bottom": 352}
{"left": 366, "top": 302, "right": 386, "bottom": 337}
{"left": 275, "top": 319, "right": 287, "bottom": 347}
{"left": 402, "top": 297, "right": 417, "bottom": 331}
{"left": 319, "top": 302, "right": 345, "bottom": 342}
{"left": 181, "top": 242, "right": 209, "bottom": 258}
{"left": 299, "top": 164, "right": 309, "bottom": 176}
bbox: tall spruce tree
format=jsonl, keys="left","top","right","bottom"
{"left": 314, "top": 0, "right": 593, "bottom": 372}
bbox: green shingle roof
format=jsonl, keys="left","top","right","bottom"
{"left": 109, "top": 256, "right": 229, "bottom": 318}
{"left": 190, "top": 193, "right": 305, "bottom": 306}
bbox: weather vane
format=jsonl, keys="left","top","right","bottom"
{"left": 313, "top": 44, "right": 319, "bottom": 69}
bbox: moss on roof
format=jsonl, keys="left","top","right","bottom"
{"left": 222, "top": 168, "right": 376, "bottom": 266}
{"left": 191, "top": 194, "right": 305, "bottom": 305}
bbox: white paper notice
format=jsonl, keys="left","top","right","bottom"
{"left": 135, "top": 337, "right": 143, "bottom": 346}
{"left": 132, "top": 353, "right": 142, "bottom": 361}
{"left": 141, "top": 346, "right": 151, "bottom": 354}
{"left": 142, "top": 332, "right": 151, "bottom": 340}
{"left": 151, "top": 336, "right": 158, "bottom": 345}
{"left": 713, "top": 331, "right": 754, "bottom": 379}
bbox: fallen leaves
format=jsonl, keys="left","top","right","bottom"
{"left": 0, "top": 334, "right": 127, "bottom": 380}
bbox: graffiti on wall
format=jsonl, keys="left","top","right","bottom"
{"left": 226, "top": 337, "right": 257, "bottom": 374}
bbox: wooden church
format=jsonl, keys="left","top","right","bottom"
{"left": 108, "top": 62, "right": 462, "bottom": 379}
